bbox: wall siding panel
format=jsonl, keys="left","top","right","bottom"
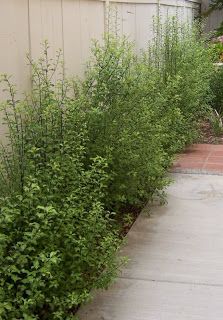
{"left": 122, "top": 4, "right": 136, "bottom": 41}
{"left": 0, "top": 0, "right": 30, "bottom": 93}
{"left": 0, "top": 0, "right": 30, "bottom": 140}
{"left": 62, "top": 0, "right": 82, "bottom": 76}
{"left": 0, "top": 0, "right": 200, "bottom": 91}
{"left": 135, "top": 4, "right": 157, "bottom": 50}
{"left": 29, "top": 0, "right": 64, "bottom": 60}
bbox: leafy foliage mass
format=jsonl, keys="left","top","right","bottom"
{"left": 0, "top": 47, "right": 122, "bottom": 320}
{"left": 210, "top": 65, "right": 223, "bottom": 114}
{"left": 0, "top": 20, "right": 214, "bottom": 319}
{"left": 210, "top": 0, "right": 223, "bottom": 10}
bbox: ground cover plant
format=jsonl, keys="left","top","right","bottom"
{"left": 0, "top": 20, "right": 215, "bottom": 319}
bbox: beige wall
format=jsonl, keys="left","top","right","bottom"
{"left": 0, "top": 0, "right": 200, "bottom": 95}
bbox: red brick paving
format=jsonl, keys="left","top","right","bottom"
{"left": 172, "top": 144, "right": 223, "bottom": 174}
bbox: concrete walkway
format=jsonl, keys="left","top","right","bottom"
{"left": 78, "top": 146, "right": 223, "bottom": 320}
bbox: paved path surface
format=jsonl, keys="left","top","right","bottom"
{"left": 173, "top": 144, "right": 223, "bottom": 173}
{"left": 78, "top": 145, "right": 223, "bottom": 320}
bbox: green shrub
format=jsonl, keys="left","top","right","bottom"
{"left": 145, "top": 19, "right": 214, "bottom": 145}
{"left": 0, "top": 45, "right": 122, "bottom": 319}
{"left": 82, "top": 35, "right": 171, "bottom": 210}
{"left": 210, "top": 65, "right": 223, "bottom": 114}
{"left": 0, "top": 20, "right": 215, "bottom": 319}
{"left": 82, "top": 22, "right": 214, "bottom": 211}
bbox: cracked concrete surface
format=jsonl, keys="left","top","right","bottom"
{"left": 77, "top": 173, "right": 223, "bottom": 320}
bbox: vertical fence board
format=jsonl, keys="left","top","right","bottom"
{"left": 79, "top": 0, "right": 104, "bottom": 74}
{"left": 0, "top": 0, "right": 30, "bottom": 138}
{"left": 29, "top": 0, "right": 64, "bottom": 60}
{"left": 135, "top": 4, "right": 157, "bottom": 51}
{"left": 0, "top": 0, "right": 201, "bottom": 97}
{"left": 0, "top": 0, "right": 30, "bottom": 92}
{"left": 62, "top": 0, "right": 82, "bottom": 76}
{"left": 122, "top": 4, "right": 136, "bottom": 41}
{"left": 177, "top": 5, "right": 185, "bottom": 23}
{"left": 108, "top": 2, "right": 123, "bottom": 36}
{"left": 185, "top": 6, "right": 192, "bottom": 23}
{"left": 166, "top": 5, "right": 178, "bottom": 19}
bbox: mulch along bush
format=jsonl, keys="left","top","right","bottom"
{"left": 198, "top": 120, "right": 223, "bottom": 145}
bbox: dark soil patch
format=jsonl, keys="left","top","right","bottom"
{"left": 118, "top": 204, "right": 142, "bottom": 237}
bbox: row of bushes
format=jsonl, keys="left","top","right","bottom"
{"left": 0, "top": 21, "right": 215, "bottom": 319}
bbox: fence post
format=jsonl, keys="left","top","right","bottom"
{"left": 105, "top": 0, "right": 110, "bottom": 33}
{"left": 157, "top": 0, "right": 161, "bottom": 19}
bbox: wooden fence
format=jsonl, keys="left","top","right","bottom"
{"left": 0, "top": 0, "right": 201, "bottom": 97}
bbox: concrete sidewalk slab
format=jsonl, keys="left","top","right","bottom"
{"left": 77, "top": 173, "right": 223, "bottom": 320}
{"left": 78, "top": 278, "right": 223, "bottom": 320}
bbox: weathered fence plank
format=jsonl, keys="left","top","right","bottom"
{"left": 0, "top": 0, "right": 201, "bottom": 96}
